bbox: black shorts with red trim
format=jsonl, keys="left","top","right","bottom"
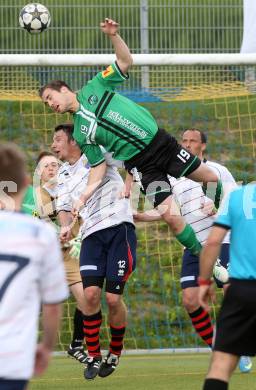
{"left": 125, "top": 128, "right": 201, "bottom": 207}
{"left": 80, "top": 222, "right": 137, "bottom": 294}
{"left": 213, "top": 278, "right": 256, "bottom": 356}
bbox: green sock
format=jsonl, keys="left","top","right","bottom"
{"left": 175, "top": 224, "right": 202, "bottom": 255}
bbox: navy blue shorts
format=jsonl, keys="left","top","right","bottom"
{"left": 0, "top": 379, "right": 28, "bottom": 390}
{"left": 80, "top": 223, "right": 137, "bottom": 294}
{"left": 180, "top": 243, "right": 229, "bottom": 289}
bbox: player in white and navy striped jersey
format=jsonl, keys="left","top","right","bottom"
{"left": 0, "top": 143, "right": 68, "bottom": 390}
{"left": 134, "top": 128, "right": 237, "bottom": 349}
{"left": 168, "top": 158, "right": 235, "bottom": 248}
{"left": 168, "top": 174, "right": 231, "bottom": 302}
{"left": 173, "top": 129, "right": 250, "bottom": 372}
{"left": 57, "top": 144, "right": 132, "bottom": 240}
{"left": 168, "top": 168, "right": 234, "bottom": 348}
{"left": 52, "top": 123, "right": 136, "bottom": 380}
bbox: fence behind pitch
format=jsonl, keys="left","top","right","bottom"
{"left": 0, "top": 0, "right": 243, "bottom": 54}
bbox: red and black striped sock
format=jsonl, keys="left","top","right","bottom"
{"left": 83, "top": 311, "right": 102, "bottom": 357}
{"left": 109, "top": 324, "right": 126, "bottom": 356}
{"left": 189, "top": 307, "right": 213, "bottom": 347}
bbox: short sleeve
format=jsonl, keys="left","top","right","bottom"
{"left": 81, "top": 144, "right": 105, "bottom": 167}
{"left": 93, "top": 62, "right": 129, "bottom": 89}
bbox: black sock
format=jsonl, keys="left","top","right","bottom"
{"left": 203, "top": 378, "right": 228, "bottom": 390}
{"left": 70, "top": 308, "right": 84, "bottom": 348}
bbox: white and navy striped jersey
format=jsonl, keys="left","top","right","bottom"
{"left": 168, "top": 160, "right": 237, "bottom": 245}
{"left": 56, "top": 154, "right": 134, "bottom": 239}
{"left": 204, "top": 160, "right": 237, "bottom": 202}
{"left": 0, "top": 211, "right": 68, "bottom": 380}
{"left": 168, "top": 176, "right": 215, "bottom": 244}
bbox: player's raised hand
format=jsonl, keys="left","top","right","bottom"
{"left": 100, "top": 18, "right": 119, "bottom": 36}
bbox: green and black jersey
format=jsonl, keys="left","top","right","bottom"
{"left": 73, "top": 62, "right": 158, "bottom": 166}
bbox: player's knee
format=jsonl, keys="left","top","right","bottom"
{"left": 105, "top": 292, "right": 123, "bottom": 309}
{"left": 209, "top": 352, "right": 237, "bottom": 378}
{"left": 84, "top": 286, "right": 101, "bottom": 307}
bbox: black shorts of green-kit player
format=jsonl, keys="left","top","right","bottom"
{"left": 125, "top": 128, "right": 201, "bottom": 208}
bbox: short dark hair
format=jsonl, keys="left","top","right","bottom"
{"left": 54, "top": 123, "right": 74, "bottom": 141}
{"left": 184, "top": 128, "right": 207, "bottom": 144}
{"left": 36, "top": 151, "right": 56, "bottom": 165}
{"left": 38, "top": 80, "right": 73, "bottom": 98}
{"left": 0, "top": 143, "right": 26, "bottom": 195}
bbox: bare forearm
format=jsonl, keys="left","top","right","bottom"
{"left": 101, "top": 18, "right": 133, "bottom": 74}
{"left": 41, "top": 304, "right": 62, "bottom": 351}
{"left": 110, "top": 33, "right": 133, "bottom": 73}
{"left": 135, "top": 210, "right": 162, "bottom": 222}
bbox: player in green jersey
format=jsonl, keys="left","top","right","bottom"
{"left": 39, "top": 18, "right": 219, "bottom": 256}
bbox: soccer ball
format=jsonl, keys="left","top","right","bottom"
{"left": 19, "top": 3, "right": 51, "bottom": 34}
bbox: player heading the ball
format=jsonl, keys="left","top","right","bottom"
{"left": 39, "top": 17, "right": 220, "bottom": 259}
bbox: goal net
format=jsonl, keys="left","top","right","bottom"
{"left": 1, "top": 54, "right": 255, "bottom": 352}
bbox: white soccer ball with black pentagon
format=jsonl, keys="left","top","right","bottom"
{"left": 19, "top": 3, "right": 51, "bottom": 33}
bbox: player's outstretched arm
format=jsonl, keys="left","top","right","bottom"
{"left": 134, "top": 210, "right": 162, "bottom": 222}
{"left": 100, "top": 17, "right": 133, "bottom": 74}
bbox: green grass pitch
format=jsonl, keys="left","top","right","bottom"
{"left": 30, "top": 354, "right": 256, "bottom": 390}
